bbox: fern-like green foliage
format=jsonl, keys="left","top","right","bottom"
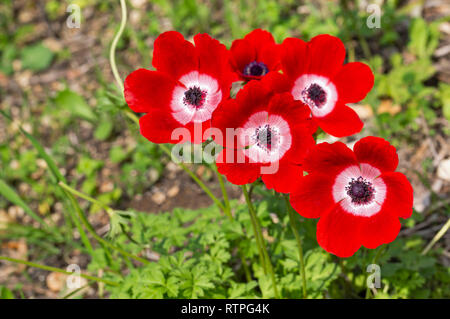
{"left": 87, "top": 195, "right": 449, "bottom": 299}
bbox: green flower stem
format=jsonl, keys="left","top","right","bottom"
{"left": 63, "top": 283, "right": 92, "bottom": 299}
{"left": 109, "top": 0, "right": 127, "bottom": 93}
{"left": 284, "top": 195, "right": 307, "bottom": 298}
{"left": 0, "top": 256, "right": 118, "bottom": 287}
{"left": 365, "top": 245, "right": 386, "bottom": 299}
{"left": 239, "top": 252, "right": 252, "bottom": 283}
{"left": 124, "top": 111, "right": 225, "bottom": 212}
{"left": 212, "top": 164, "right": 232, "bottom": 219}
{"left": 209, "top": 164, "right": 251, "bottom": 282}
{"left": 242, "top": 184, "right": 280, "bottom": 299}
{"left": 160, "top": 144, "right": 226, "bottom": 211}
{"left": 241, "top": 185, "right": 266, "bottom": 273}
{"left": 58, "top": 182, "right": 150, "bottom": 265}
{"left": 64, "top": 190, "right": 95, "bottom": 255}
{"left": 422, "top": 217, "right": 450, "bottom": 255}
{"left": 59, "top": 181, "right": 113, "bottom": 213}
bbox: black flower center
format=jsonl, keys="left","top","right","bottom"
{"left": 345, "top": 176, "right": 375, "bottom": 205}
{"left": 184, "top": 86, "right": 206, "bottom": 108}
{"left": 243, "top": 61, "right": 269, "bottom": 77}
{"left": 301, "top": 83, "right": 327, "bottom": 108}
{"left": 255, "top": 124, "right": 276, "bottom": 152}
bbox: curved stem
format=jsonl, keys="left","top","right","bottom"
{"left": 109, "top": 0, "right": 127, "bottom": 93}
{"left": 284, "top": 195, "right": 307, "bottom": 298}
{"left": 242, "top": 185, "right": 280, "bottom": 299}
{"left": 59, "top": 182, "right": 150, "bottom": 265}
{"left": 0, "top": 256, "right": 118, "bottom": 286}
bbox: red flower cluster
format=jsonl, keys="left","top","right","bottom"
{"left": 124, "top": 30, "right": 413, "bottom": 258}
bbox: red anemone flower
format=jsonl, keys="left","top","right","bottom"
{"left": 279, "top": 34, "right": 374, "bottom": 137}
{"left": 124, "top": 31, "right": 235, "bottom": 144}
{"left": 212, "top": 74, "right": 316, "bottom": 193}
{"left": 289, "top": 136, "right": 413, "bottom": 257}
{"left": 229, "top": 29, "right": 280, "bottom": 81}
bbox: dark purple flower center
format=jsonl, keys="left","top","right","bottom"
{"left": 345, "top": 176, "right": 375, "bottom": 205}
{"left": 302, "top": 83, "right": 327, "bottom": 108}
{"left": 255, "top": 124, "right": 275, "bottom": 151}
{"left": 243, "top": 61, "right": 269, "bottom": 77}
{"left": 184, "top": 86, "right": 206, "bottom": 108}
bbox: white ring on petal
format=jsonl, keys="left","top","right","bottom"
{"left": 332, "top": 163, "right": 387, "bottom": 217}
{"left": 171, "top": 71, "right": 222, "bottom": 125}
{"left": 291, "top": 74, "right": 338, "bottom": 118}
{"left": 240, "top": 111, "right": 292, "bottom": 163}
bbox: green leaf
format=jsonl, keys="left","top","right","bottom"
{"left": 0, "top": 286, "right": 14, "bottom": 299}
{"left": 107, "top": 210, "right": 135, "bottom": 239}
{"left": 54, "top": 89, "right": 97, "bottom": 122}
{"left": 439, "top": 83, "right": 450, "bottom": 121}
{"left": 0, "top": 179, "right": 49, "bottom": 228}
{"left": 20, "top": 43, "right": 54, "bottom": 71}
{"left": 94, "top": 117, "right": 114, "bottom": 140}
{"left": 109, "top": 145, "right": 128, "bottom": 163}
{"left": 0, "top": 44, "right": 16, "bottom": 75}
{"left": 304, "top": 248, "right": 341, "bottom": 297}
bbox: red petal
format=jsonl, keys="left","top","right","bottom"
{"left": 314, "top": 103, "right": 363, "bottom": 138}
{"left": 230, "top": 39, "right": 256, "bottom": 74}
{"left": 354, "top": 136, "right": 399, "bottom": 173}
{"left": 124, "top": 69, "right": 176, "bottom": 113}
{"left": 260, "top": 72, "right": 291, "bottom": 94}
{"left": 236, "top": 79, "right": 272, "bottom": 113}
{"left": 283, "top": 124, "right": 316, "bottom": 164}
{"left": 257, "top": 44, "right": 280, "bottom": 71}
{"left": 380, "top": 172, "right": 414, "bottom": 219}
{"left": 334, "top": 62, "right": 374, "bottom": 104}
{"left": 194, "top": 33, "right": 233, "bottom": 91}
{"left": 306, "top": 34, "right": 346, "bottom": 78}
{"left": 184, "top": 120, "right": 212, "bottom": 144}
{"left": 360, "top": 209, "right": 401, "bottom": 249}
{"left": 290, "top": 173, "right": 335, "bottom": 218}
{"left": 139, "top": 111, "right": 184, "bottom": 144}
{"left": 280, "top": 37, "right": 307, "bottom": 80}
{"left": 244, "top": 29, "right": 276, "bottom": 52}
{"left": 152, "top": 31, "right": 197, "bottom": 80}
{"left": 211, "top": 99, "right": 243, "bottom": 148}
{"left": 216, "top": 149, "right": 261, "bottom": 185}
{"left": 303, "top": 141, "right": 358, "bottom": 175}
{"left": 261, "top": 159, "right": 303, "bottom": 194}
{"left": 211, "top": 81, "right": 270, "bottom": 149}
{"left": 268, "top": 93, "right": 310, "bottom": 123}
{"left": 317, "top": 204, "right": 364, "bottom": 257}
